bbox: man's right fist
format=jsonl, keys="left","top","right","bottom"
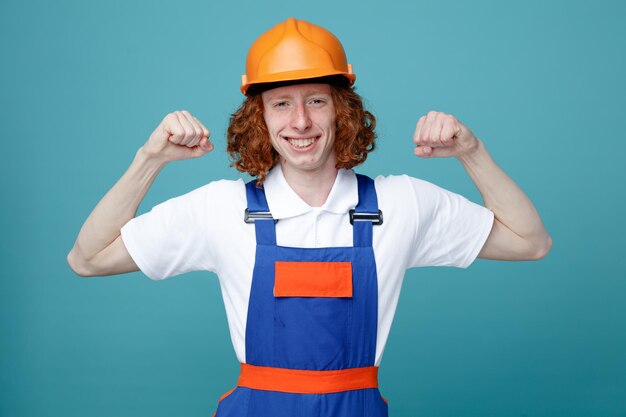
{"left": 142, "top": 110, "right": 213, "bottom": 162}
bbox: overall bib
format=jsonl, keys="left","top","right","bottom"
{"left": 214, "top": 174, "right": 388, "bottom": 417}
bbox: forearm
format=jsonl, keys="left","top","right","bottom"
{"left": 69, "top": 147, "right": 165, "bottom": 264}
{"left": 458, "top": 139, "right": 551, "bottom": 258}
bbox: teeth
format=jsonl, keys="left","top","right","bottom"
{"left": 287, "top": 137, "right": 315, "bottom": 148}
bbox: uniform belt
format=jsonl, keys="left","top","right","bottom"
{"left": 237, "top": 363, "right": 379, "bottom": 394}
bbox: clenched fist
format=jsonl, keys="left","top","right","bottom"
{"left": 142, "top": 110, "right": 213, "bottom": 163}
{"left": 413, "top": 111, "right": 479, "bottom": 159}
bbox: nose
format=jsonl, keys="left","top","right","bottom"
{"left": 290, "top": 102, "right": 312, "bottom": 131}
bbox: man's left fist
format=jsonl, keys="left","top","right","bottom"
{"left": 413, "top": 111, "right": 479, "bottom": 159}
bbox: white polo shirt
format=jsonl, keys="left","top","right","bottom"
{"left": 121, "top": 165, "right": 493, "bottom": 366}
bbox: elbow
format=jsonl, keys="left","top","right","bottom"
{"left": 67, "top": 248, "right": 96, "bottom": 277}
{"left": 529, "top": 235, "right": 552, "bottom": 260}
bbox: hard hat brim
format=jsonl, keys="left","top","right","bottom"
{"left": 241, "top": 69, "right": 356, "bottom": 96}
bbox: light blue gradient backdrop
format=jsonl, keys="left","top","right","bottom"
{"left": 1, "top": 1, "right": 624, "bottom": 416}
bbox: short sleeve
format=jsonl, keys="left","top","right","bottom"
{"left": 406, "top": 177, "right": 494, "bottom": 268}
{"left": 120, "top": 184, "right": 216, "bottom": 280}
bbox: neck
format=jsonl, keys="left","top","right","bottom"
{"left": 279, "top": 161, "right": 338, "bottom": 207}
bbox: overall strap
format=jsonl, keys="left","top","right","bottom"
{"left": 352, "top": 174, "right": 382, "bottom": 248}
{"left": 245, "top": 180, "right": 277, "bottom": 246}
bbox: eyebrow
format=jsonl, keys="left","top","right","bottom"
{"left": 265, "top": 89, "right": 332, "bottom": 101}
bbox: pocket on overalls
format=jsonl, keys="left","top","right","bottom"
{"left": 365, "top": 388, "right": 389, "bottom": 417}
{"left": 213, "top": 387, "right": 250, "bottom": 417}
{"left": 273, "top": 261, "right": 353, "bottom": 369}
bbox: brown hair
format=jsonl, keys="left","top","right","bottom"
{"left": 227, "top": 83, "right": 377, "bottom": 184}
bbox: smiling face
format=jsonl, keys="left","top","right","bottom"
{"left": 261, "top": 83, "right": 337, "bottom": 179}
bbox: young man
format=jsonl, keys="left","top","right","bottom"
{"left": 68, "top": 18, "right": 551, "bottom": 416}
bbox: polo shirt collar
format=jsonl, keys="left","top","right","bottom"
{"left": 263, "top": 164, "right": 358, "bottom": 219}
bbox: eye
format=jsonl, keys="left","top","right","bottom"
{"left": 273, "top": 101, "right": 289, "bottom": 108}
{"left": 308, "top": 98, "right": 326, "bottom": 106}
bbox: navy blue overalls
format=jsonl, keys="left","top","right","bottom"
{"left": 214, "top": 174, "right": 388, "bottom": 417}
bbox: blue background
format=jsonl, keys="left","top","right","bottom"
{"left": 1, "top": 0, "right": 625, "bottom": 416}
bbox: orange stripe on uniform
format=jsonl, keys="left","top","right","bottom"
{"left": 237, "top": 363, "right": 378, "bottom": 394}
{"left": 274, "top": 261, "right": 352, "bottom": 297}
